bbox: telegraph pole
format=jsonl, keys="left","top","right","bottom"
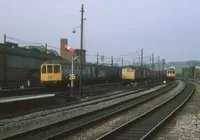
{"left": 162, "top": 59, "right": 165, "bottom": 70}
{"left": 3, "top": 34, "right": 7, "bottom": 86}
{"left": 79, "top": 4, "right": 84, "bottom": 99}
{"left": 141, "top": 49, "right": 143, "bottom": 78}
{"left": 158, "top": 56, "right": 160, "bottom": 83}
{"left": 149, "top": 56, "right": 151, "bottom": 66}
{"left": 152, "top": 53, "right": 154, "bottom": 70}
{"left": 4, "top": 34, "right": 6, "bottom": 44}
{"left": 121, "top": 57, "right": 123, "bottom": 66}
{"left": 141, "top": 49, "right": 143, "bottom": 67}
{"left": 161, "top": 58, "right": 165, "bottom": 82}
{"left": 111, "top": 56, "right": 113, "bottom": 66}
{"left": 158, "top": 56, "right": 160, "bottom": 70}
{"left": 45, "top": 43, "right": 47, "bottom": 53}
{"left": 97, "top": 53, "right": 99, "bottom": 65}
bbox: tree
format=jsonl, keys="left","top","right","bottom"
{"left": 22, "top": 45, "right": 44, "bottom": 53}
{"left": 22, "top": 45, "right": 59, "bottom": 56}
{"left": 47, "top": 49, "right": 59, "bottom": 56}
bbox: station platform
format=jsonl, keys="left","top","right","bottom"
{"left": 0, "top": 86, "right": 43, "bottom": 92}
{"left": 0, "top": 94, "right": 55, "bottom": 103}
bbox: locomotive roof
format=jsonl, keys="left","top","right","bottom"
{"left": 165, "top": 68, "right": 176, "bottom": 70}
{"left": 122, "top": 65, "right": 151, "bottom": 70}
{"left": 42, "top": 60, "right": 71, "bottom": 64}
{"left": 42, "top": 60, "right": 121, "bottom": 68}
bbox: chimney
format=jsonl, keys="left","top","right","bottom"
{"left": 60, "top": 38, "right": 72, "bottom": 61}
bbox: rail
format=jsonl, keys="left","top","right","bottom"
{"left": 97, "top": 83, "right": 195, "bottom": 140}
{"left": 0, "top": 83, "right": 158, "bottom": 119}
{"left": 2, "top": 81, "right": 177, "bottom": 140}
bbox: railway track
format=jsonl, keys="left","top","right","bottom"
{"left": 97, "top": 82, "right": 195, "bottom": 140}
{"left": 2, "top": 81, "right": 176, "bottom": 140}
{"left": 0, "top": 82, "right": 122, "bottom": 97}
{"left": 0, "top": 86, "right": 44, "bottom": 97}
{"left": 0, "top": 82, "right": 158, "bottom": 119}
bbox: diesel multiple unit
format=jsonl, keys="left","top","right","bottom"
{"left": 40, "top": 60, "right": 122, "bottom": 88}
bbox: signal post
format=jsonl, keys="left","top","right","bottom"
{"left": 65, "top": 45, "right": 79, "bottom": 97}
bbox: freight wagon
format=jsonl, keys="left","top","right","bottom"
{"left": 182, "top": 67, "right": 190, "bottom": 80}
{"left": 182, "top": 66, "right": 200, "bottom": 80}
{"left": 134, "top": 67, "right": 151, "bottom": 82}
{"left": 0, "top": 43, "right": 62, "bottom": 88}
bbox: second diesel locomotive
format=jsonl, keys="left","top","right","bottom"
{"left": 121, "top": 65, "right": 176, "bottom": 85}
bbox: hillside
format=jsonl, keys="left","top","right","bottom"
{"left": 166, "top": 60, "right": 200, "bottom": 73}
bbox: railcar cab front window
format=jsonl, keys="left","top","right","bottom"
{"left": 54, "top": 65, "right": 60, "bottom": 73}
{"left": 123, "top": 67, "right": 134, "bottom": 72}
{"left": 127, "top": 68, "right": 131, "bottom": 72}
{"left": 47, "top": 65, "right": 53, "bottom": 73}
{"left": 42, "top": 65, "right": 46, "bottom": 74}
{"left": 122, "top": 68, "right": 127, "bottom": 72}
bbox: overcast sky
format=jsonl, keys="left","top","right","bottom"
{"left": 0, "top": 0, "right": 200, "bottom": 62}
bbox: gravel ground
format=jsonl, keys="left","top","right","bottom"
{"left": 0, "top": 84, "right": 167, "bottom": 139}
{"left": 152, "top": 82, "right": 200, "bottom": 140}
{"left": 65, "top": 80, "right": 185, "bottom": 140}
{"left": 0, "top": 88, "right": 142, "bottom": 125}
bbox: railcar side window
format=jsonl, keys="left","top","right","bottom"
{"left": 54, "top": 65, "right": 60, "bottom": 73}
{"left": 47, "top": 65, "right": 53, "bottom": 73}
{"left": 86, "top": 66, "right": 91, "bottom": 75}
{"left": 42, "top": 65, "right": 46, "bottom": 74}
{"left": 98, "top": 68, "right": 105, "bottom": 77}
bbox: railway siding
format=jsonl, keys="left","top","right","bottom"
{"left": 66, "top": 81, "right": 185, "bottom": 140}
{"left": 0, "top": 84, "right": 163, "bottom": 125}
{"left": 152, "top": 82, "right": 200, "bottom": 140}
{"left": 0, "top": 84, "right": 166, "bottom": 139}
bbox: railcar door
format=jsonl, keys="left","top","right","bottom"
{"left": 97, "top": 66, "right": 106, "bottom": 79}
{"left": 84, "top": 65, "right": 91, "bottom": 80}
{"left": 90, "top": 65, "right": 97, "bottom": 79}
{"left": 118, "top": 67, "right": 122, "bottom": 78}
